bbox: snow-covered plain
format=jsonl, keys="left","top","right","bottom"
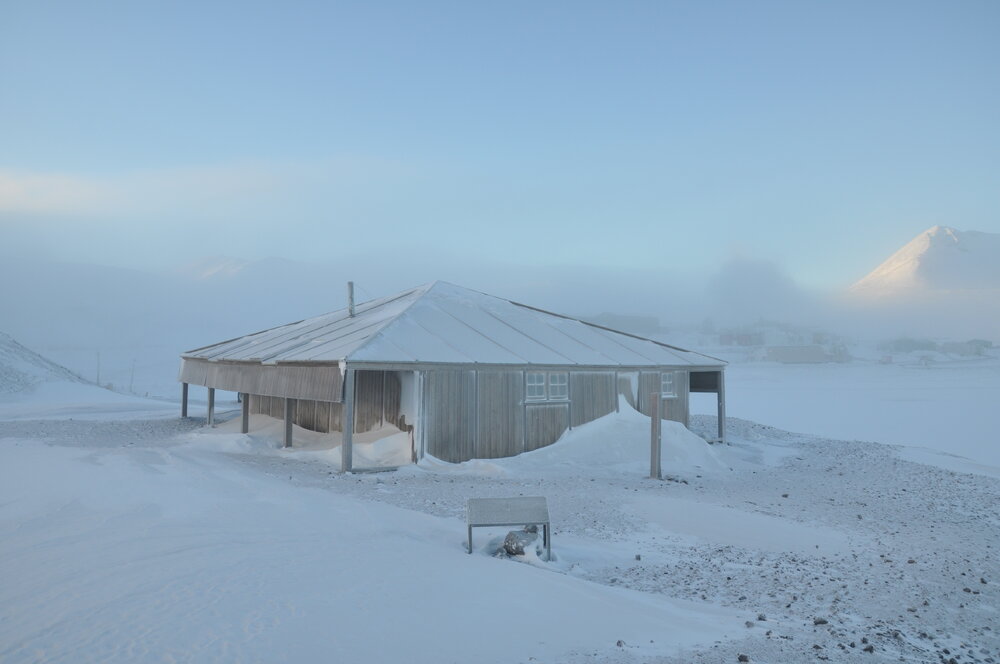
{"left": 2, "top": 359, "right": 999, "bottom": 663}
{"left": 701, "top": 358, "right": 1000, "bottom": 473}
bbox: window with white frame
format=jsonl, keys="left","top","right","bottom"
{"left": 548, "top": 372, "right": 569, "bottom": 400}
{"left": 526, "top": 371, "right": 570, "bottom": 401}
{"left": 660, "top": 371, "right": 677, "bottom": 397}
{"left": 526, "top": 372, "right": 546, "bottom": 400}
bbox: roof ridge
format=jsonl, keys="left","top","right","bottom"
{"left": 185, "top": 280, "right": 726, "bottom": 368}
{"left": 508, "top": 300, "right": 727, "bottom": 365}
{"left": 344, "top": 282, "right": 435, "bottom": 362}
{"left": 183, "top": 284, "right": 430, "bottom": 359}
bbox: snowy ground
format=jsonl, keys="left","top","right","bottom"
{"left": 2, "top": 374, "right": 999, "bottom": 663}
{"left": 693, "top": 356, "right": 1000, "bottom": 471}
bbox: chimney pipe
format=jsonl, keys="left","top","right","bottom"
{"left": 347, "top": 281, "right": 355, "bottom": 317}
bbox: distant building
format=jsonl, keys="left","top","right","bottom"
{"left": 179, "top": 282, "right": 726, "bottom": 470}
{"left": 941, "top": 339, "right": 993, "bottom": 356}
{"left": 720, "top": 331, "right": 764, "bottom": 347}
{"left": 765, "top": 345, "right": 849, "bottom": 364}
{"left": 879, "top": 337, "right": 939, "bottom": 353}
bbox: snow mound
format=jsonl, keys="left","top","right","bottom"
{"left": 0, "top": 332, "right": 86, "bottom": 394}
{"left": 195, "top": 401, "right": 723, "bottom": 479}
{"left": 418, "top": 398, "right": 725, "bottom": 478}
{"left": 199, "top": 414, "right": 414, "bottom": 470}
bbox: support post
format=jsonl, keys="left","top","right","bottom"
{"left": 284, "top": 398, "right": 295, "bottom": 448}
{"left": 717, "top": 371, "right": 727, "bottom": 445}
{"left": 416, "top": 371, "right": 426, "bottom": 461}
{"left": 241, "top": 393, "right": 250, "bottom": 434}
{"left": 207, "top": 388, "right": 215, "bottom": 427}
{"left": 181, "top": 382, "right": 189, "bottom": 418}
{"left": 649, "top": 392, "right": 662, "bottom": 480}
{"left": 614, "top": 372, "right": 620, "bottom": 413}
{"left": 342, "top": 368, "right": 355, "bottom": 473}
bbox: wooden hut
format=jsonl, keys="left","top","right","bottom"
{"left": 179, "top": 281, "right": 726, "bottom": 471}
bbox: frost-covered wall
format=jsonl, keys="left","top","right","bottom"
{"left": 570, "top": 372, "right": 616, "bottom": 427}
{"left": 636, "top": 370, "right": 689, "bottom": 427}
{"left": 246, "top": 366, "right": 696, "bottom": 463}
{"left": 476, "top": 371, "right": 525, "bottom": 459}
{"left": 179, "top": 358, "right": 342, "bottom": 402}
{"left": 250, "top": 370, "right": 407, "bottom": 435}
{"left": 423, "top": 370, "right": 477, "bottom": 462}
{"left": 422, "top": 368, "right": 681, "bottom": 463}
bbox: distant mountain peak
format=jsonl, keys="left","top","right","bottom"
{"left": 850, "top": 226, "right": 1000, "bottom": 295}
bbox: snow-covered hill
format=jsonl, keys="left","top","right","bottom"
{"left": 850, "top": 225, "right": 1000, "bottom": 295}
{"left": 0, "top": 332, "right": 178, "bottom": 420}
{"left": 0, "top": 332, "right": 86, "bottom": 395}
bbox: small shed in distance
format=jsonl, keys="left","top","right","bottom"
{"left": 179, "top": 281, "right": 726, "bottom": 471}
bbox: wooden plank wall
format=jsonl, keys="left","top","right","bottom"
{"left": 476, "top": 371, "right": 524, "bottom": 458}
{"left": 354, "top": 370, "right": 385, "bottom": 432}
{"left": 248, "top": 370, "right": 403, "bottom": 435}
{"left": 297, "top": 399, "right": 317, "bottom": 431}
{"left": 180, "top": 358, "right": 342, "bottom": 401}
{"left": 253, "top": 395, "right": 336, "bottom": 431}
{"left": 247, "top": 367, "right": 690, "bottom": 462}
{"left": 422, "top": 368, "right": 675, "bottom": 463}
{"left": 252, "top": 395, "right": 287, "bottom": 420}
{"left": 423, "top": 370, "right": 476, "bottom": 462}
{"left": 570, "top": 372, "right": 616, "bottom": 427}
{"left": 637, "top": 372, "right": 659, "bottom": 416}
{"left": 666, "top": 370, "right": 690, "bottom": 426}
{"left": 525, "top": 404, "right": 569, "bottom": 451}
{"left": 382, "top": 372, "right": 405, "bottom": 429}
{"left": 315, "top": 401, "right": 333, "bottom": 433}
{"left": 635, "top": 370, "right": 690, "bottom": 426}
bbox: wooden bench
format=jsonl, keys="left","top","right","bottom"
{"left": 467, "top": 496, "right": 551, "bottom": 561}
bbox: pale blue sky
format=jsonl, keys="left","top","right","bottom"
{"left": 1, "top": 0, "right": 997, "bottom": 289}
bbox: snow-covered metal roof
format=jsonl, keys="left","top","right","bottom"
{"left": 183, "top": 281, "right": 724, "bottom": 368}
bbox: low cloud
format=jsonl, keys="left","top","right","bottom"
{"left": 703, "top": 257, "right": 818, "bottom": 325}
{"left": 0, "top": 164, "right": 289, "bottom": 221}
{"left": 0, "top": 170, "right": 118, "bottom": 215}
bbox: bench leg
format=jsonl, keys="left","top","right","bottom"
{"left": 545, "top": 524, "right": 551, "bottom": 561}
{"left": 468, "top": 525, "right": 472, "bottom": 554}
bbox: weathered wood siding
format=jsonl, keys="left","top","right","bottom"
{"left": 637, "top": 371, "right": 659, "bottom": 414}
{"left": 315, "top": 400, "right": 334, "bottom": 433}
{"left": 382, "top": 372, "right": 405, "bottom": 429}
{"left": 179, "top": 358, "right": 341, "bottom": 401}
{"left": 245, "top": 366, "right": 693, "bottom": 462}
{"left": 423, "top": 370, "right": 476, "bottom": 463}
{"left": 570, "top": 371, "right": 616, "bottom": 427}
{"left": 662, "top": 373, "right": 690, "bottom": 426}
{"left": 252, "top": 395, "right": 287, "bottom": 420}
{"left": 296, "top": 399, "right": 317, "bottom": 431}
{"left": 636, "top": 370, "right": 690, "bottom": 426}
{"left": 476, "top": 370, "right": 524, "bottom": 458}
{"left": 248, "top": 370, "right": 403, "bottom": 435}
{"left": 525, "top": 403, "right": 569, "bottom": 451}
{"left": 351, "top": 369, "right": 382, "bottom": 433}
